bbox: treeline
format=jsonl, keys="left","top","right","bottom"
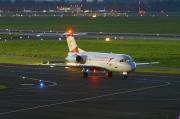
{"left": 0, "top": 0, "right": 180, "bottom": 12}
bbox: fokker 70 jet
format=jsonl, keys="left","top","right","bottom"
{"left": 36, "top": 32, "right": 158, "bottom": 79}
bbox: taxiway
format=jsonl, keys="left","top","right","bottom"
{"left": 0, "top": 29, "right": 180, "bottom": 40}
{"left": 0, "top": 64, "right": 180, "bottom": 119}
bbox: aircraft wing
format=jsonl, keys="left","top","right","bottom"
{"left": 136, "top": 62, "right": 159, "bottom": 66}
{"left": 48, "top": 63, "right": 103, "bottom": 68}
{"left": 27, "top": 63, "right": 108, "bottom": 70}
{"left": 27, "top": 63, "right": 100, "bottom": 68}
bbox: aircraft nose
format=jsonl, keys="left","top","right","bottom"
{"left": 125, "top": 62, "right": 136, "bottom": 72}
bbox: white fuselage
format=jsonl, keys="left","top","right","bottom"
{"left": 66, "top": 52, "right": 136, "bottom": 73}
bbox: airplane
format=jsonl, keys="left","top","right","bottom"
{"left": 36, "top": 31, "right": 159, "bottom": 79}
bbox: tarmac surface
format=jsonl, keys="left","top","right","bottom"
{"left": 0, "top": 64, "right": 180, "bottom": 119}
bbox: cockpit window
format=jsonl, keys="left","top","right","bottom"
{"left": 119, "top": 56, "right": 134, "bottom": 63}
{"left": 120, "top": 59, "right": 124, "bottom": 62}
{"left": 120, "top": 59, "right": 130, "bottom": 62}
{"left": 126, "top": 59, "right": 130, "bottom": 62}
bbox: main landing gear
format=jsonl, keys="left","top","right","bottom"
{"left": 81, "top": 68, "right": 128, "bottom": 79}
{"left": 82, "top": 72, "right": 88, "bottom": 78}
{"left": 82, "top": 68, "right": 88, "bottom": 78}
{"left": 106, "top": 71, "right": 112, "bottom": 78}
{"left": 122, "top": 75, "right": 127, "bottom": 79}
{"left": 106, "top": 71, "right": 127, "bottom": 79}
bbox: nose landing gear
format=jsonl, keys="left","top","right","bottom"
{"left": 122, "top": 72, "right": 128, "bottom": 79}
{"left": 122, "top": 75, "right": 127, "bottom": 79}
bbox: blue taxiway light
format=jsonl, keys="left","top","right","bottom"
{"left": 40, "top": 82, "right": 44, "bottom": 87}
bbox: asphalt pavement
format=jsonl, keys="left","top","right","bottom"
{"left": 0, "top": 64, "right": 180, "bottom": 119}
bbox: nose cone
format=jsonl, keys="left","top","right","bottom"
{"left": 124, "top": 62, "right": 136, "bottom": 72}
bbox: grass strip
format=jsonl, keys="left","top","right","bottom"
{"left": 0, "top": 56, "right": 179, "bottom": 75}
{"left": 135, "top": 67, "right": 180, "bottom": 75}
{"left": 0, "top": 39, "right": 179, "bottom": 67}
{"left": 0, "top": 34, "right": 18, "bottom": 38}
{"left": 0, "top": 39, "right": 179, "bottom": 75}
{"left": 0, "top": 85, "right": 8, "bottom": 90}
{"left": 0, "top": 16, "right": 180, "bottom": 34}
{"left": 0, "top": 56, "right": 43, "bottom": 64}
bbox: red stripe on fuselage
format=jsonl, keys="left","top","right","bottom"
{"left": 70, "top": 47, "right": 79, "bottom": 53}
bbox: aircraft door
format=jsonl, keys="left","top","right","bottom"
{"left": 114, "top": 60, "right": 118, "bottom": 69}
{"left": 109, "top": 59, "right": 118, "bottom": 71}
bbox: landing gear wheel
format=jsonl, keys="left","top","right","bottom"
{"left": 106, "top": 71, "right": 112, "bottom": 78}
{"left": 82, "top": 72, "right": 88, "bottom": 78}
{"left": 123, "top": 75, "right": 127, "bottom": 79}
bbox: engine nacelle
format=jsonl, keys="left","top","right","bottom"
{"left": 65, "top": 54, "right": 82, "bottom": 63}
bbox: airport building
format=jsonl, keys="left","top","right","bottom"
{"left": 57, "top": 6, "right": 81, "bottom": 12}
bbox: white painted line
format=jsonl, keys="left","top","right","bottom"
{"left": 21, "top": 84, "right": 34, "bottom": 86}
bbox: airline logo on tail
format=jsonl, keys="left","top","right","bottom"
{"left": 67, "top": 35, "right": 79, "bottom": 53}
{"left": 66, "top": 32, "right": 85, "bottom": 53}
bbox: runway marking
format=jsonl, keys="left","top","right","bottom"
{"left": 20, "top": 84, "right": 34, "bottom": 86}
{"left": 0, "top": 64, "right": 67, "bottom": 72}
{"left": 0, "top": 79, "right": 170, "bottom": 115}
{"left": 0, "top": 66, "right": 78, "bottom": 77}
{"left": 19, "top": 76, "right": 57, "bottom": 89}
